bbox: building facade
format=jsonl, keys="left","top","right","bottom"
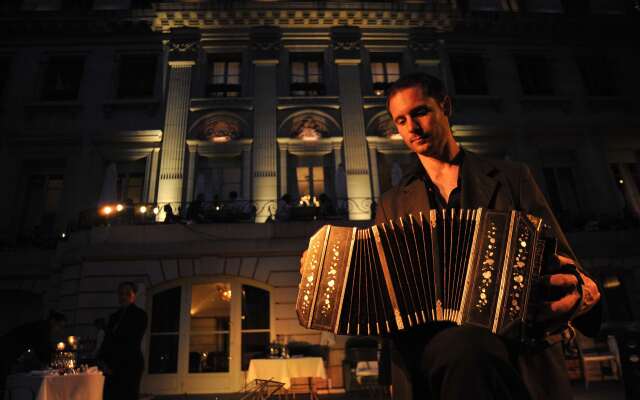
{"left": 1, "top": 0, "right": 639, "bottom": 396}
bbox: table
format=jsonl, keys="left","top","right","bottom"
{"left": 4, "top": 372, "right": 104, "bottom": 400}
{"left": 246, "top": 357, "right": 327, "bottom": 398}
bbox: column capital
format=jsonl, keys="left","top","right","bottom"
{"left": 330, "top": 25, "right": 362, "bottom": 61}
{"left": 408, "top": 27, "right": 440, "bottom": 61}
{"left": 168, "top": 27, "right": 201, "bottom": 64}
{"left": 250, "top": 25, "right": 282, "bottom": 61}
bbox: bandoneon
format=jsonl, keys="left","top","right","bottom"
{"left": 296, "top": 208, "right": 549, "bottom": 337}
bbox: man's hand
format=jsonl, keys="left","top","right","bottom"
{"left": 536, "top": 255, "right": 601, "bottom": 324}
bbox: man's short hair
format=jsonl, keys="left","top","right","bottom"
{"left": 118, "top": 281, "right": 138, "bottom": 294}
{"left": 385, "top": 72, "right": 447, "bottom": 113}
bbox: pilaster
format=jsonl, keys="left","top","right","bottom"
{"left": 368, "top": 143, "right": 381, "bottom": 201}
{"left": 332, "top": 26, "right": 372, "bottom": 220}
{"left": 250, "top": 26, "right": 281, "bottom": 222}
{"left": 156, "top": 27, "right": 200, "bottom": 218}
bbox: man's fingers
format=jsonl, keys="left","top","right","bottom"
{"left": 549, "top": 290, "right": 581, "bottom": 314}
{"left": 547, "top": 273, "right": 579, "bottom": 288}
{"left": 536, "top": 290, "right": 581, "bottom": 322}
{"left": 556, "top": 254, "right": 574, "bottom": 266}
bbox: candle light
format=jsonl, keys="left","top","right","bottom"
{"left": 56, "top": 342, "right": 65, "bottom": 351}
{"left": 68, "top": 336, "right": 76, "bottom": 348}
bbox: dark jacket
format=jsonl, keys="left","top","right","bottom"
{"left": 375, "top": 151, "right": 601, "bottom": 400}
{"left": 99, "top": 303, "right": 148, "bottom": 373}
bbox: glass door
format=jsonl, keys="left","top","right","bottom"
{"left": 182, "top": 281, "right": 240, "bottom": 393}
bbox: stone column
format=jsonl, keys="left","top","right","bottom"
{"left": 332, "top": 26, "right": 372, "bottom": 220}
{"left": 156, "top": 28, "right": 200, "bottom": 219}
{"left": 185, "top": 143, "right": 197, "bottom": 203}
{"left": 332, "top": 143, "right": 346, "bottom": 210}
{"left": 241, "top": 147, "right": 251, "bottom": 200}
{"left": 145, "top": 148, "right": 160, "bottom": 203}
{"left": 368, "top": 142, "right": 381, "bottom": 201}
{"left": 250, "top": 26, "right": 281, "bottom": 222}
{"left": 279, "top": 145, "right": 288, "bottom": 197}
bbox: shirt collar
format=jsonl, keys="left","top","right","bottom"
{"left": 399, "top": 147, "right": 466, "bottom": 187}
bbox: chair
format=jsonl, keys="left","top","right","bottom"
{"left": 241, "top": 379, "right": 286, "bottom": 400}
{"left": 575, "top": 333, "right": 622, "bottom": 389}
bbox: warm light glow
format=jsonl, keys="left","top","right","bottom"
{"left": 139, "top": 206, "right": 147, "bottom": 214}
{"left": 619, "top": 179, "right": 624, "bottom": 184}
{"left": 103, "top": 206, "right": 113, "bottom": 215}
{"left": 68, "top": 336, "right": 75, "bottom": 345}
{"left": 389, "top": 133, "right": 403, "bottom": 141}
{"left": 61, "top": 233, "right": 66, "bottom": 238}
{"left": 56, "top": 342, "right": 65, "bottom": 351}
{"left": 215, "top": 206, "right": 220, "bottom": 211}
{"left": 603, "top": 275, "right": 621, "bottom": 289}
{"left": 212, "top": 135, "right": 231, "bottom": 143}
{"left": 116, "top": 204, "right": 124, "bottom": 212}
{"left": 153, "top": 207, "right": 159, "bottom": 215}
{"left": 374, "top": 89, "right": 385, "bottom": 96}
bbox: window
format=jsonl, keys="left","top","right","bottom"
{"left": 207, "top": 57, "right": 241, "bottom": 97}
{"left": 149, "top": 287, "right": 181, "bottom": 374}
{"left": 195, "top": 156, "right": 242, "bottom": 201}
{"left": 116, "top": 54, "right": 157, "bottom": 99}
{"left": 290, "top": 54, "right": 325, "bottom": 96}
{"left": 117, "top": 173, "right": 144, "bottom": 203}
{"left": 41, "top": 55, "right": 85, "bottom": 101}
{"left": 297, "top": 166, "right": 325, "bottom": 200}
{"left": 576, "top": 56, "right": 618, "bottom": 97}
{"left": 370, "top": 55, "right": 400, "bottom": 96}
{"left": 514, "top": 55, "right": 554, "bottom": 96}
{"left": 241, "top": 285, "right": 270, "bottom": 370}
{"left": 115, "top": 159, "right": 146, "bottom": 203}
{"left": 20, "top": 174, "right": 64, "bottom": 236}
{"left": 189, "top": 282, "right": 231, "bottom": 373}
{"left": 449, "top": 53, "right": 488, "bottom": 95}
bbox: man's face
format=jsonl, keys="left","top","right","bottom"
{"left": 118, "top": 285, "right": 136, "bottom": 307}
{"left": 388, "top": 86, "right": 452, "bottom": 158}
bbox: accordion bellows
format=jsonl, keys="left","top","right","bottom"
{"left": 296, "top": 208, "right": 547, "bottom": 337}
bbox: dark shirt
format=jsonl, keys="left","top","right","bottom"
{"left": 419, "top": 149, "right": 465, "bottom": 210}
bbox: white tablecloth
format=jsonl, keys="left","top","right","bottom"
{"left": 4, "top": 372, "right": 104, "bottom": 400}
{"left": 246, "top": 357, "right": 327, "bottom": 389}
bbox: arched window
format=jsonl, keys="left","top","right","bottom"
{"left": 145, "top": 279, "right": 271, "bottom": 394}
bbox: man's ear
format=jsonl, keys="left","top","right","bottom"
{"left": 441, "top": 96, "right": 452, "bottom": 117}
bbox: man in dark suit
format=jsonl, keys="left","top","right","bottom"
{"left": 375, "top": 72, "right": 601, "bottom": 400}
{"left": 99, "top": 281, "right": 148, "bottom": 400}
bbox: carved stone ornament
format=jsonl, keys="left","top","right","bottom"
{"left": 291, "top": 114, "right": 328, "bottom": 141}
{"left": 408, "top": 28, "right": 439, "bottom": 59}
{"left": 201, "top": 117, "right": 241, "bottom": 143}
{"left": 250, "top": 25, "right": 282, "bottom": 60}
{"left": 376, "top": 114, "right": 401, "bottom": 140}
{"left": 330, "top": 26, "right": 362, "bottom": 60}
{"left": 168, "top": 27, "right": 201, "bottom": 63}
